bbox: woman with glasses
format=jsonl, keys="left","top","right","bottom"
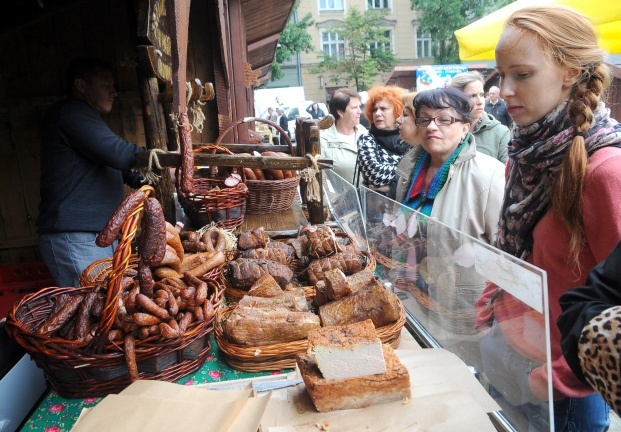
{"left": 394, "top": 87, "right": 504, "bottom": 240}
{"left": 450, "top": 71, "right": 510, "bottom": 164}
{"left": 390, "top": 88, "right": 505, "bottom": 368}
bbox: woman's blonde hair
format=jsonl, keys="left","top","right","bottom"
{"left": 401, "top": 92, "right": 417, "bottom": 115}
{"left": 503, "top": 5, "right": 611, "bottom": 265}
{"left": 365, "top": 85, "right": 405, "bottom": 126}
{"left": 449, "top": 71, "right": 485, "bottom": 92}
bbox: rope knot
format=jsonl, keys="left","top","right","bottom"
{"left": 300, "top": 153, "right": 322, "bottom": 202}
{"left": 137, "top": 149, "right": 167, "bottom": 185}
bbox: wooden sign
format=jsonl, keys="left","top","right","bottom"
{"left": 136, "top": 0, "right": 172, "bottom": 81}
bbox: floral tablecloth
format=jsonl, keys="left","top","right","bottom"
{"left": 19, "top": 335, "right": 286, "bottom": 432}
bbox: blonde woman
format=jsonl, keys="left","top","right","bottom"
{"left": 476, "top": 5, "right": 621, "bottom": 430}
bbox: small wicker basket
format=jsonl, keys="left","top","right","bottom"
{"left": 6, "top": 186, "right": 225, "bottom": 398}
{"left": 216, "top": 117, "right": 301, "bottom": 214}
{"left": 177, "top": 144, "right": 249, "bottom": 230}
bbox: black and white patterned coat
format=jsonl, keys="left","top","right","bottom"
{"left": 355, "top": 126, "right": 410, "bottom": 188}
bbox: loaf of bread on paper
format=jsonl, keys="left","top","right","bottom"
{"left": 297, "top": 344, "right": 411, "bottom": 412}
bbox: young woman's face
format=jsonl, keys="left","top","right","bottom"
{"left": 397, "top": 107, "right": 418, "bottom": 144}
{"left": 372, "top": 97, "right": 397, "bottom": 130}
{"left": 495, "top": 28, "right": 578, "bottom": 127}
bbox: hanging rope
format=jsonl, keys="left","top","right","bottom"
{"left": 136, "top": 148, "right": 167, "bottom": 185}
{"left": 186, "top": 81, "right": 206, "bottom": 133}
{"left": 300, "top": 153, "right": 322, "bottom": 202}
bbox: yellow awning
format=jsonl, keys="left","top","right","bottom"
{"left": 455, "top": 0, "right": 621, "bottom": 61}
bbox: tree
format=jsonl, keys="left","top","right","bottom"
{"left": 270, "top": 6, "right": 314, "bottom": 82}
{"left": 311, "top": 7, "right": 398, "bottom": 92}
{"left": 412, "top": 0, "right": 513, "bottom": 64}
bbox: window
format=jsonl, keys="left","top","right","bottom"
{"left": 368, "top": 0, "right": 390, "bottom": 9}
{"left": 370, "top": 30, "right": 392, "bottom": 54}
{"left": 322, "top": 31, "right": 345, "bottom": 60}
{"left": 319, "top": 0, "right": 344, "bottom": 11}
{"left": 417, "top": 29, "right": 434, "bottom": 58}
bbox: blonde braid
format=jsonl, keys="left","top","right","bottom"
{"left": 552, "top": 64, "right": 609, "bottom": 266}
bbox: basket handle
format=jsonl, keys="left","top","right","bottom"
{"left": 215, "top": 117, "right": 294, "bottom": 154}
{"left": 86, "top": 185, "right": 155, "bottom": 353}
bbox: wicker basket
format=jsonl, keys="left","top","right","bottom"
{"left": 6, "top": 186, "right": 225, "bottom": 398}
{"left": 177, "top": 145, "right": 249, "bottom": 230}
{"left": 216, "top": 117, "right": 301, "bottom": 214}
{"left": 215, "top": 296, "right": 405, "bottom": 372}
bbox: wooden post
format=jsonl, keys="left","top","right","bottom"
{"left": 137, "top": 76, "right": 176, "bottom": 222}
{"left": 306, "top": 122, "right": 324, "bottom": 224}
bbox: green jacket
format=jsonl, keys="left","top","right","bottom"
{"left": 473, "top": 112, "right": 510, "bottom": 164}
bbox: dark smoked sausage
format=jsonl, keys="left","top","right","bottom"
{"left": 140, "top": 197, "right": 167, "bottom": 267}
{"left": 97, "top": 189, "right": 147, "bottom": 247}
{"left": 179, "top": 112, "right": 194, "bottom": 194}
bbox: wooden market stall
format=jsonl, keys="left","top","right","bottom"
{"left": 0, "top": 0, "right": 296, "bottom": 266}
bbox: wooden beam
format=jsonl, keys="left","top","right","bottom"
{"left": 247, "top": 33, "right": 280, "bottom": 52}
{"left": 134, "top": 152, "right": 333, "bottom": 170}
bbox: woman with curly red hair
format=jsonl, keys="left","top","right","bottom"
{"left": 354, "top": 85, "right": 409, "bottom": 194}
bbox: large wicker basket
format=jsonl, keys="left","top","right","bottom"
{"left": 215, "top": 296, "right": 405, "bottom": 372}
{"left": 177, "top": 145, "right": 249, "bottom": 230}
{"left": 216, "top": 117, "right": 301, "bottom": 214}
{"left": 6, "top": 186, "right": 225, "bottom": 398}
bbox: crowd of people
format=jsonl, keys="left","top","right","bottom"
{"left": 32, "top": 4, "right": 621, "bottom": 430}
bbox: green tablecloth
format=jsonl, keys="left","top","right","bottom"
{"left": 19, "top": 335, "right": 286, "bottom": 432}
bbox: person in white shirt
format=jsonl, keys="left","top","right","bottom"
{"left": 320, "top": 88, "right": 368, "bottom": 183}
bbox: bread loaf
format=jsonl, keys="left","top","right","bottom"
{"left": 318, "top": 282, "right": 401, "bottom": 328}
{"left": 307, "top": 320, "right": 386, "bottom": 381}
{"left": 297, "top": 344, "right": 411, "bottom": 412}
{"left": 223, "top": 306, "right": 320, "bottom": 346}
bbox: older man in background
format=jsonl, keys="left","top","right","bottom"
{"left": 484, "top": 85, "right": 512, "bottom": 128}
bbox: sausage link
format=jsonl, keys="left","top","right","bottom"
{"left": 38, "top": 295, "right": 83, "bottom": 335}
{"left": 178, "top": 311, "right": 193, "bottom": 336}
{"left": 138, "top": 261, "right": 155, "bottom": 298}
{"left": 159, "top": 319, "right": 180, "bottom": 339}
{"left": 140, "top": 197, "right": 167, "bottom": 266}
{"left": 97, "top": 189, "right": 146, "bottom": 247}
{"left": 124, "top": 334, "right": 139, "bottom": 382}
{"left": 133, "top": 312, "right": 162, "bottom": 326}
{"left": 136, "top": 293, "right": 170, "bottom": 320}
{"left": 75, "top": 292, "right": 97, "bottom": 340}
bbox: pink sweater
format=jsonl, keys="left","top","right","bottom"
{"left": 477, "top": 146, "right": 621, "bottom": 398}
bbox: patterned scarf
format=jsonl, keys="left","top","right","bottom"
{"left": 498, "top": 101, "right": 621, "bottom": 259}
{"left": 404, "top": 135, "right": 469, "bottom": 216}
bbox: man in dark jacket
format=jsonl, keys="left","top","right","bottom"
{"left": 37, "top": 57, "right": 146, "bottom": 287}
{"left": 485, "top": 86, "right": 512, "bottom": 128}
{"left": 278, "top": 108, "right": 290, "bottom": 145}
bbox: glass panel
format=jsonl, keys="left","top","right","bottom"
{"left": 322, "top": 170, "right": 368, "bottom": 251}
{"left": 358, "top": 187, "right": 554, "bottom": 431}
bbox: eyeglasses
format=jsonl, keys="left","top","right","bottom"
{"left": 415, "top": 116, "right": 465, "bottom": 128}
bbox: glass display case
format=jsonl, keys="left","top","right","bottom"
{"left": 323, "top": 170, "right": 554, "bottom": 432}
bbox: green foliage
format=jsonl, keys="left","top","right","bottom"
{"left": 310, "top": 7, "right": 398, "bottom": 92}
{"left": 270, "top": 8, "right": 315, "bottom": 82}
{"left": 411, "top": 0, "right": 514, "bottom": 64}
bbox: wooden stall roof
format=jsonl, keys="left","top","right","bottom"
{"left": 243, "top": 0, "right": 294, "bottom": 78}
{"left": 0, "top": 0, "right": 292, "bottom": 80}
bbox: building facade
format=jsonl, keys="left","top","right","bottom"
{"left": 268, "top": 0, "right": 433, "bottom": 103}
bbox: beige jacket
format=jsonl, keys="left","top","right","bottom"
{"left": 394, "top": 136, "right": 506, "bottom": 318}
{"left": 320, "top": 123, "right": 368, "bottom": 184}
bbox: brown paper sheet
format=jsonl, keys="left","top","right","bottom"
{"left": 259, "top": 348, "right": 500, "bottom": 431}
{"left": 71, "top": 380, "right": 267, "bottom": 432}
{"left": 261, "top": 390, "right": 496, "bottom": 432}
